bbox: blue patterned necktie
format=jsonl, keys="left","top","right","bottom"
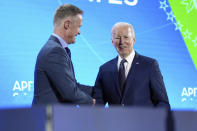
{"left": 119, "top": 59, "right": 127, "bottom": 94}
{"left": 65, "top": 47, "right": 71, "bottom": 59}
{"left": 65, "top": 47, "right": 75, "bottom": 78}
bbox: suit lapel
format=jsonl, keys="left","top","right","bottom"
{"left": 111, "top": 57, "right": 122, "bottom": 98}
{"left": 122, "top": 52, "right": 140, "bottom": 98}
{"left": 49, "top": 35, "right": 76, "bottom": 80}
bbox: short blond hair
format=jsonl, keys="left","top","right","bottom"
{"left": 53, "top": 4, "right": 83, "bottom": 26}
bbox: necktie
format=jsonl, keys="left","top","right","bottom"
{"left": 119, "top": 59, "right": 127, "bottom": 94}
{"left": 65, "top": 47, "right": 71, "bottom": 59}
{"left": 65, "top": 47, "right": 75, "bottom": 78}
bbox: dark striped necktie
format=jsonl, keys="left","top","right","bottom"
{"left": 118, "top": 59, "right": 127, "bottom": 94}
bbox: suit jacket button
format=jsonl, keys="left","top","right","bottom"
{"left": 122, "top": 104, "right": 124, "bottom": 106}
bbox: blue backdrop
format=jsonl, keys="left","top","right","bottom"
{"left": 0, "top": 0, "right": 197, "bottom": 110}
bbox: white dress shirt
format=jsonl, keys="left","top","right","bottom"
{"left": 117, "top": 50, "right": 135, "bottom": 78}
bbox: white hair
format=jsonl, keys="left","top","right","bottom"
{"left": 111, "top": 22, "right": 135, "bottom": 40}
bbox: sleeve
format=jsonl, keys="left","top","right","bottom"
{"left": 45, "top": 47, "right": 92, "bottom": 104}
{"left": 77, "top": 83, "right": 93, "bottom": 96}
{"left": 150, "top": 60, "right": 171, "bottom": 109}
{"left": 92, "top": 67, "right": 105, "bottom": 104}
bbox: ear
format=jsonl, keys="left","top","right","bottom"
{"left": 111, "top": 39, "right": 116, "bottom": 47}
{"left": 63, "top": 19, "right": 71, "bottom": 30}
{"left": 133, "top": 37, "right": 136, "bottom": 45}
{"left": 111, "top": 37, "right": 114, "bottom": 45}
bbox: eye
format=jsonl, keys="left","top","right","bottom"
{"left": 124, "top": 36, "right": 128, "bottom": 39}
{"left": 115, "top": 37, "right": 120, "bottom": 39}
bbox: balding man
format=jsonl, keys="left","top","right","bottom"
{"left": 33, "top": 4, "right": 95, "bottom": 105}
{"left": 93, "top": 22, "right": 170, "bottom": 108}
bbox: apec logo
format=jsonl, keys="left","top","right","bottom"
{"left": 13, "top": 80, "right": 34, "bottom": 97}
{"left": 181, "top": 87, "right": 197, "bottom": 102}
{"left": 89, "top": 0, "right": 138, "bottom": 6}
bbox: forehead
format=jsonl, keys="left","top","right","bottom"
{"left": 76, "top": 14, "right": 82, "bottom": 21}
{"left": 72, "top": 14, "right": 82, "bottom": 24}
{"left": 113, "top": 25, "right": 131, "bottom": 36}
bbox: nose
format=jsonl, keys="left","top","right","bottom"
{"left": 119, "top": 37, "right": 122, "bottom": 44}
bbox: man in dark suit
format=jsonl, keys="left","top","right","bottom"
{"left": 93, "top": 22, "right": 170, "bottom": 108}
{"left": 32, "top": 4, "right": 95, "bottom": 105}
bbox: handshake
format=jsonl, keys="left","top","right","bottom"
{"left": 92, "top": 99, "right": 96, "bottom": 105}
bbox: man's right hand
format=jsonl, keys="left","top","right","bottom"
{"left": 93, "top": 99, "right": 96, "bottom": 105}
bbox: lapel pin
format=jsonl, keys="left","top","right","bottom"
{"left": 136, "top": 62, "right": 139, "bottom": 64}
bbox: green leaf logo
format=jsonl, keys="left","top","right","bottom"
{"left": 166, "top": 0, "right": 197, "bottom": 69}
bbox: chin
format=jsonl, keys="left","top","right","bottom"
{"left": 70, "top": 39, "right": 75, "bottom": 44}
{"left": 120, "top": 52, "right": 128, "bottom": 58}
{"left": 119, "top": 51, "right": 126, "bottom": 55}
{"left": 70, "top": 42, "right": 74, "bottom": 44}
{"left": 72, "top": 38, "right": 76, "bottom": 43}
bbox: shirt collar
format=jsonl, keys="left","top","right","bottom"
{"left": 118, "top": 50, "right": 135, "bottom": 67}
{"left": 52, "top": 33, "right": 68, "bottom": 48}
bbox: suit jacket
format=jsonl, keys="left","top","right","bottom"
{"left": 32, "top": 35, "right": 92, "bottom": 105}
{"left": 93, "top": 52, "right": 170, "bottom": 108}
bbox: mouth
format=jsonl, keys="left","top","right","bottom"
{"left": 118, "top": 45, "right": 127, "bottom": 50}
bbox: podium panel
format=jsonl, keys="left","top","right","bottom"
{"left": 173, "top": 111, "right": 197, "bottom": 131}
{"left": 53, "top": 106, "right": 167, "bottom": 131}
{"left": 0, "top": 107, "right": 46, "bottom": 131}
{"left": 1, "top": 105, "right": 197, "bottom": 131}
